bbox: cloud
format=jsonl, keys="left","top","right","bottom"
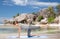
{"left": 32, "top": 6, "right": 39, "bottom": 9}
{"left": 12, "top": 0, "right": 28, "bottom": 6}
{"left": 30, "top": 2, "right": 59, "bottom": 6}
{"left": 2, "top": 3, "right": 13, "bottom": 6}
{"left": 2, "top": 0, "right": 14, "bottom": 6}
{"left": 2, "top": 0, "right": 59, "bottom": 6}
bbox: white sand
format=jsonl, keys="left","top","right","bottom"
{"left": 0, "top": 24, "right": 60, "bottom": 39}
{"left": 0, "top": 33, "right": 60, "bottom": 39}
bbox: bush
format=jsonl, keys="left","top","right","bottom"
{"left": 38, "top": 16, "right": 43, "bottom": 22}
{"left": 48, "top": 16, "right": 55, "bottom": 23}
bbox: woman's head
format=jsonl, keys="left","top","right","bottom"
{"left": 13, "top": 21, "right": 18, "bottom": 25}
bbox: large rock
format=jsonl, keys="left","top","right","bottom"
{"left": 15, "top": 13, "right": 35, "bottom": 22}
{"left": 38, "top": 8, "right": 49, "bottom": 18}
{"left": 15, "top": 13, "right": 27, "bottom": 22}
{"left": 40, "top": 18, "right": 48, "bottom": 24}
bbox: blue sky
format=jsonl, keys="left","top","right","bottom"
{"left": 0, "top": 0, "right": 60, "bottom": 18}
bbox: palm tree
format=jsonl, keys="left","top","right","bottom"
{"left": 13, "top": 13, "right": 20, "bottom": 18}
{"left": 13, "top": 16, "right": 16, "bottom": 18}
{"left": 47, "top": 6, "right": 56, "bottom": 23}
{"left": 47, "top": 6, "right": 56, "bottom": 17}
{"left": 56, "top": 4, "right": 60, "bottom": 15}
{"left": 16, "top": 13, "right": 20, "bottom": 16}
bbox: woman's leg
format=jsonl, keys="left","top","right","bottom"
{"left": 27, "top": 28, "right": 31, "bottom": 37}
{"left": 17, "top": 26, "right": 21, "bottom": 38}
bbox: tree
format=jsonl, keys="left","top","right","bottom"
{"left": 13, "top": 13, "right": 20, "bottom": 18}
{"left": 32, "top": 12, "right": 37, "bottom": 15}
{"left": 48, "top": 16, "right": 55, "bottom": 23}
{"left": 56, "top": 4, "right": 60, "bottom": 15}
{"left": 13, "top": 16, "right": 16, "bottom": 18}
{"left": 32, "top": 12, "right": 35, "bottom": 14}
{"left": 47, "top": 6, "right": 56, "bottom": 17}
{"left": 16, "top": 13, "right": 20, "bottom": 17}
{"left": 47, "top": 6, "right": 56, "bottom": 23}
{"left": 37, "top": 16, "right": 43, "bottom": 22}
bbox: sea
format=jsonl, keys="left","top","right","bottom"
{"left": 0, "top": 28, "right": 18, "bottom": 33}
{"left": 0, "top": 23, "right": 40, "bottom": 34}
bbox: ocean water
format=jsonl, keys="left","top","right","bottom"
{"left": 0, "top": 28, "right": 18, "bottom": 33}
{"left": 0, "top": 24, "right": 40, "bottom": 33}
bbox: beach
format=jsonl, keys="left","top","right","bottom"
{"left": 0, "top": 0, "right": 60, "bottom": 39}
{"left": 0, "top": 32, "right": 60, "bottom": 39}
{"left": 0, "top": 24, "right": 60, "bottom": 39}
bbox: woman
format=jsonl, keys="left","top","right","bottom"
{"left": 27, "top": 19, "right": 32, "bottom": 37}
{"left": 27, "top": 19, "right": 38, "bottom": 37}
{"left": 13, "top": 20, "right": 21, "bottom": 38}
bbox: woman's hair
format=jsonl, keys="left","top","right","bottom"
{"left": 13, "top": 21, "right": 15, "bottom": 25}
{"left": 15, "top": 21, "right": 18, "bottom": 24}
{"left": 13, "top": 21, "right": 18, "bottom": 25}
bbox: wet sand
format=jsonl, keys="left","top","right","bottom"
{"left": 0, "top": 33, "right": 60, "bottom": 39}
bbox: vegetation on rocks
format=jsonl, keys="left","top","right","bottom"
{"left": 48, "top": 16, "right": 55, "bottom": 23}
{"left": 37, "top": 16, "right": 44, "bottom": 22}
{"left": 56, "top": 4, "right": 60, "bottom": 15}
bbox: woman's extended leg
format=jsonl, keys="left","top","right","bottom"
{"left": 17, "top": 26, "right": 21, "bottom": 38}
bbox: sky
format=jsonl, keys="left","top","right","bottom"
{"left": 0, "top": 0, "right": 60, "bottom": 18}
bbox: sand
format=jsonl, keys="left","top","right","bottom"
{"left": 0, "top": 33, "right": 60, "bottom": 39}
{"left": 0, "top": 24, "right": 60, "bottom": 39}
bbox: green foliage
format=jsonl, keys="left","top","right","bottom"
{"left": 56, "top": 4, "right": 60, "bottom": 15}
{"left": 32, "top": 12, "right": 37, "bottom": 15}
{"left": 56, "top": 4, "right": 60, "bottom": 10}
{"left": 16, "top": 13, "right": 19, "bottom": 17}
{"left": 48, "top": 16, "right": 55, "bottom": 23}
{"left": 13, "top": 13, "right": 20, "bottom": 18}
{"left": 47, "top": 6, "right": 55, "bottom": 17}
{"left": 38, "top": 16, "right": 43, "bottom": 22}
{"left": 13, "top": 16, "right": 16, "bottom": 18}
{"left": 32, "top": 12, "right": 35, "bottom": 14}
